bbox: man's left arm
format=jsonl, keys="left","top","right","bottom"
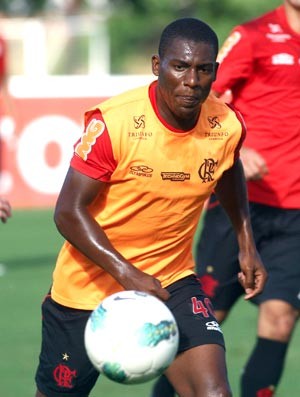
{"left": 214, "top": 159, "right": 267, "bottom": 299}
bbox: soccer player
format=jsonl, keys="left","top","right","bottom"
{"left": 151, "top": 2, "right": 300, "bottom": 396}
{"left": 197, "top": 1, "right": 300, "bottom": 396}
{"left": 0, "top": 33, "right": 11, "bottom": 215}
{"left": 0, "top": 197, "right": 11, "bottom": 223}
{"left": 34, "top": 17, "right": 267, "bottom": 397}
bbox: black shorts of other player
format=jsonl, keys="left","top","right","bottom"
{"left": 197, "top": 200, "right": 300, "bottom": 310}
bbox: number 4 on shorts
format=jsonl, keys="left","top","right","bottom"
{"left": 191, "top": 297, "right": 214, "bottom": 318}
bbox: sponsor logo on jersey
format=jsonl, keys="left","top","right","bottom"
{"left": 205, "top": 321, "right": 223, "bottom": 333}
{"left": 272, "top": 53, "right": 295, "bottom": 65}
{"left": 207, "top": 116, "right": 221, "bottom": 129}
{"left": 128, "top": 115, "right": 152, "bottom": 140}
{"left": 206, "top": 117, "right": 229, "bottom": 140}
{"left": 133, "top": 114, "right": 145, "bottom": 129}
{"left": 204, "top": 131, "right": 229, "bottom": 140}
{"left": 128, "top": 131, "right": 153, "bottom": 140}
{"left": 161, "top": 172, "right": 190, "bottom": 181}
{"left": 267, "top": 22, "right": 291, "bottom": 42}
{"left": 266, "top": 33, "right": 291, "bottom": 43}
{"left": 268, "top": 23, "right": 282, "bottom": 33}
{"left": 129, "top": 165, "right": 153, "bottom": 177}
{"left": 198, "top": 159, "right": 218, "bottom": 183}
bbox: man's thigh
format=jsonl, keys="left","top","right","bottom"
{"left": 166, "top": 344, "right": 230, "bottom": 397}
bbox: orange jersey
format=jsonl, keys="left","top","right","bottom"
{"left": 51, "top": 81, "right": 245, "bottom": 309}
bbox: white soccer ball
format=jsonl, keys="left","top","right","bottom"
{"left": 84, "top": 290, "right": 179, "bottom": 384}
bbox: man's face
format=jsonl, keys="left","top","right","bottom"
{"left": 152, "top": 38, "right": 218, "bottom": 130}
{"left": 285, "top": 0, "right": 300, "bottom": 10}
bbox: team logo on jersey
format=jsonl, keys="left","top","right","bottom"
{"left": 207, "top": 116, "right": 221, "bottom": 129}
{"left": 257, "top": 386, "right": 275, "bottom": 397}
{"left": 133, "top": 115, "right": 145, "bottom": 129}
{"left": 53, "top": 364, "right": 77, "bottom": 389}
{"left": 75, "top": 118, "right": 105, "bottom": 161}
{"left": 198, "top": 274, "right": 219, "bottom": 298}
{"left": 129, "top": 165, "right": 153, "bottom": 177}
{"left": 198, "top": 159, "right": 218, "bottom": 182}
{"left": 161, "top": 172, "right": 190, "bottom": 181}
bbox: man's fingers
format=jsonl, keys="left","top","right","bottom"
{"left": 157, "top": 287, "right": 170, "bottom": 302}
{"left": 238, "top": 270, "right": 267, "bottom": 300}
{"left": 242, "top": 268, "right": 254, "bottom": 290}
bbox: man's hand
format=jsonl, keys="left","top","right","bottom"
{"left": 240, "top": 147, "right": 268, "bottom": 181}
{"left": 0, "top": 197, "right": 12, "bottom": 223}
{"left": 237, "top": 250, "right": 268, "bottom": 300}
{"left": 117, "top": 265, "right": 170, "bottom": 302}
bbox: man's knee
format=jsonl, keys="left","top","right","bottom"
{"left": 258, "top": 300, "right": 298, "bottom": 341}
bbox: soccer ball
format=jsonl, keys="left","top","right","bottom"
{"left": 84, "top": 290, "right": 179, "bottom": 384}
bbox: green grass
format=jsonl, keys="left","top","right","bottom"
{"left": 0, "top": 209, "right": 299, "bottom": 397}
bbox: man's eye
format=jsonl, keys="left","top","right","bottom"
{"left": 199, "top": 65, "right": 214, "bottom": 73}
{"left": 174, "top": 65, "right": 185, "bottom": 71}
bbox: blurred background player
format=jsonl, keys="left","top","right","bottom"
{"left": 0, "top": 33, "right": 12, "bottom": 224}
{"left": 0, "top": 30, "right": 11, "bottom": 117}
{"left": 0, "top": 32, "right": 6, "bottom": 154}
{"left": 0, "top": 34, "right": 6, "bottom": 91}
{"left": 197, "top": 1, "right": 300, "bottom": 396}
{"left": 151, "top": 1, "right": 300, "bottom": 396}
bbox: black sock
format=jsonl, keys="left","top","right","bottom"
{"left": 151, "top": 375, "right": 175, "bottom": 397}
{"left": 241, "top": 337, "right": 288, "bottom": 397}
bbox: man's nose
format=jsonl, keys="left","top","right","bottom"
{"left": 184, "top": 68, "right": 200, "bottom": 86}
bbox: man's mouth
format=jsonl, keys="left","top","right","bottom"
{"left": 178, "top": 95, "right": 200, "bottom": 107}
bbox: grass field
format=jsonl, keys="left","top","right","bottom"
{"left": 0, "top": 209, "right": 299, "bottom": 397}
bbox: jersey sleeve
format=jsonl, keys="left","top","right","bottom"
{"left": 227, "top": 103, "right": 247, "bottom": 162}
{"left": 70, "top": 108, "right": 117, "bottom": 181}
{"left": 213, "top": 26, "right": 254, "bottom": 95}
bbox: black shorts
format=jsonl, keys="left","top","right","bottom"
{"left": 196, "top": 198, "right": 300, "bottom": 310}
{"left": 35, "top": 275, "right": 225, "bottom": 397}
{"left": 35, "top": 296, "right": 99, "bottom": 397}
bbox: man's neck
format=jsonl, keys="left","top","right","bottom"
{"left": 284, "top": 1, "right": 300, "bottom": 34}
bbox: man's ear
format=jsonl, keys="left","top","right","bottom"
{"left": 213, "top": 62, "right": 219, "bottom": 81}
{"left": 151, "top": 54, "right": 160, "bottom": 76}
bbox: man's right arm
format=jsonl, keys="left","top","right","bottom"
{"left": 54, "top": 167, "right": 169, "bottom": 301}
